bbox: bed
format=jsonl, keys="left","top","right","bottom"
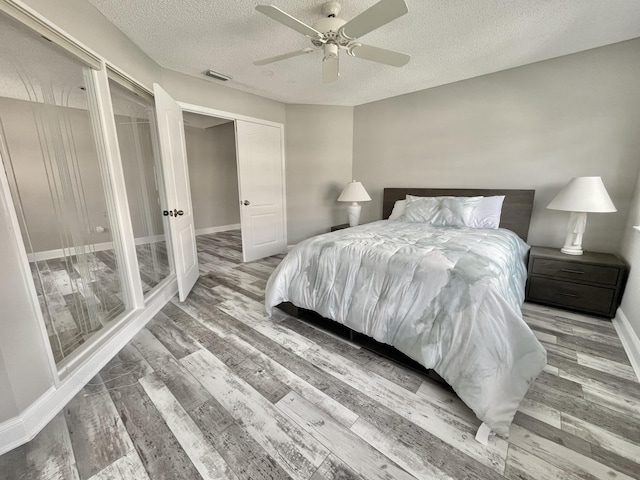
{"left": 265, "top": 188, "right": 546, "bottom": 441}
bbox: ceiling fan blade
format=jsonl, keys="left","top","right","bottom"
{"left": 340, "top": 0, "right": 408, "bottom": 40}
{"left": 256, "top": 5, "right": 323, "bottom": 39}
{"left": 322, "top": 55, "right": 339, "bottom": 83}
{"left": 349, "top": 43, "right": 410, "bottom": 67}
{"left": 254, "top": 48, "right": 316, "bottom": 66}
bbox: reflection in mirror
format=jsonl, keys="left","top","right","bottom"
{"left": 0, "top": 14, "right": 126, "bottom": 364}
{"left": 108, "top": 78, "right": 172, "bottom": 294}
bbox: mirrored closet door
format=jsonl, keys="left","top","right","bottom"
{"left": 0, "top": 15, "right": 130, "bottom": 364}
{"left": 108, "top": 75, "right": 172, "bottom": 295}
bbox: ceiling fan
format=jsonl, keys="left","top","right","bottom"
{"left": 254, "top": 0, "right": 410, "bottom": 83}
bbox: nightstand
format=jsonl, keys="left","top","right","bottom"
{"left": 330, "top": 223, "right": 350, "bottom": 232}
{"left": 525, "top": 246, "right": 628, "bottom": 319}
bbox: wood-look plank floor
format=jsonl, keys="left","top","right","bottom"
{"left": 3, "top": 230, "right": 639, "bottom": 480}
{"left": 30, "top": 241, "right": 170, "bottom": 363}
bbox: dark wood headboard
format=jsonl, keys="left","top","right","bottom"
{"left": 382, "top": 188, "right": 535, "bottom": 242}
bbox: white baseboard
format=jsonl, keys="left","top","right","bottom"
{"left": 27, "top": 241, "right": 114, "bottom": 262}
{"left": 28, "top": 226, "right": 240, "bottom": 262}
{"left": 287, "top": 244, "right": 296, "bottom": 252}
{"left": 0, "top": 386, "right": 56, "bottom": 455}
{"left": 0, "top": 277, "right": 178, "bottom": 456}
{"left": 613, "top": 308, "right": 640, "bottom": 383}
{"left": 26, "top": 234, "right": 168, "bottom": 263}
{"left": 195, "top": 224, "right": 240, "bottom": 236}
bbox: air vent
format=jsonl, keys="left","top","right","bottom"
{"left": 204, "top": 69, "right": 231, "bottom": 81}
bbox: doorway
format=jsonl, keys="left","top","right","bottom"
{"left": 179, "top": 104, "right": 287, "bottom": 264}
{"left": 182, "top": 112, "right": 241, "bottom": 244}
{"left": 182, "top": 111, "right": 244, "bottom": 269}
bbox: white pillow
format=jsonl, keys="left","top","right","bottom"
{"left": 401, "top": 195, "right": 483, "bottom": 227}
{"left": 469, "top": 195, "right": 505, "bottom": 229}
{"left": 388, "top": 199, "right": 406, "bottom": 220}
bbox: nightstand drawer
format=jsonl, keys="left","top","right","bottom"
{"left": 531, "top": 258, "right": 620, "bottom": 286}
{"left": 527, "top": 277, "right": 614, "bottom": 316}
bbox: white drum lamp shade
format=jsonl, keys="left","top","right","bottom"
{"left": 547, "top": 176, "right": 616, "bottom": 255}
{"left": 338, "top": 180, "right": 371, "bottom": 227}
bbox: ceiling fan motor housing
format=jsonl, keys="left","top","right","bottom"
{"left": 312, "top": 17, "right": 349, "bottom": 47}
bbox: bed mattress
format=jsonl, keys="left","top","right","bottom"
{"left": 265, "top": 220, "right": 546, "bottom": 436}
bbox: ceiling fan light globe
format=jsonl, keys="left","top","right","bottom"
{"left": 323, "top": 43, "right": 339, "bottom": 59}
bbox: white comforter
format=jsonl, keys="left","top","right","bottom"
{"left": 265, "top": 220, "right": 546, "bottom": 436}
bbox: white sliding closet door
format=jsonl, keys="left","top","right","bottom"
{"left": 153, "top": 84, "right": 198, "bottom": 301}
{"left": 236, "top": 120, "right": 286, "bottom": 262}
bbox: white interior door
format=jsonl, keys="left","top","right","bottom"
{"left": 236, "top": 120, "right": 286, "bottom": 262}
{"left": 153, "top": 83, "right": 198, "bottom": 301}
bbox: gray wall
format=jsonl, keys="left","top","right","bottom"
{"left": 161, "top": 70, "right": 285, "bottom": 125}
{"left": 0, "top": 97, "right": 112, "bottom": 253}
{"left": 285, "top": 105, "right": 354, "bottom": 244}
{"left": 0, "top": 354, "right": 18, "bottom": 422}
{"left": 20, "top": 0, "right": 161, "bottom": 88}
{"left": 185, "top": 122, "right": 240, "bottom": 230}
{"left": 115, "top": 114, "right": 166, "bottom": 240}
{"left": 620, "top": 173, "right": 640, "bottom": 340}
{"left": 353, "top": 38, "right": 640, "bottom": 253}
{"left": 0, "top": 172, "right": 53, "bottom": 422}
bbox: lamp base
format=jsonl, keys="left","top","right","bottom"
{"left": 347, "top": 203, "right": 361, "bottom": 227}
{"left": 559, "top": 211, "right": 587, "bottom": 256}
{"left": 560, "top": 245, "right": 584, "bottom": 256}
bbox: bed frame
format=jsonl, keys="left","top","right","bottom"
{"left": 278, "top": 188, "right": 536, "bottom": 442}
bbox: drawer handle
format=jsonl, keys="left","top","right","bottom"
{"left": 560, "top": 269, "right": 585, "bottom": 274}
{"left": 558, "top": 292, "right": 579, "bottom": 298}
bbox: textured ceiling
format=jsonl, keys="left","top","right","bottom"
{"left": 86, "top": 0, "right": 640, "bottom": 106}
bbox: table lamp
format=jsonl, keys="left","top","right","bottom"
{"left": 547, "top": 176, "right": 616, "bottom": 255}
{"left": 338, "top": 180, "right": 371, "bottom": 226}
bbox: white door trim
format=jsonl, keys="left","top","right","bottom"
{"left": 90, "top": 66, "right": 145, "bottom": 309}
{"left": 178, "top": 102, "right": 284, "bottom": 129}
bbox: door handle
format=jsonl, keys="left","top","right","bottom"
{"left": 163, "top": 209, "right": 184, "bottom": 216}
{"left": 243, "top": 200, "right": 250, "bottom": 206}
